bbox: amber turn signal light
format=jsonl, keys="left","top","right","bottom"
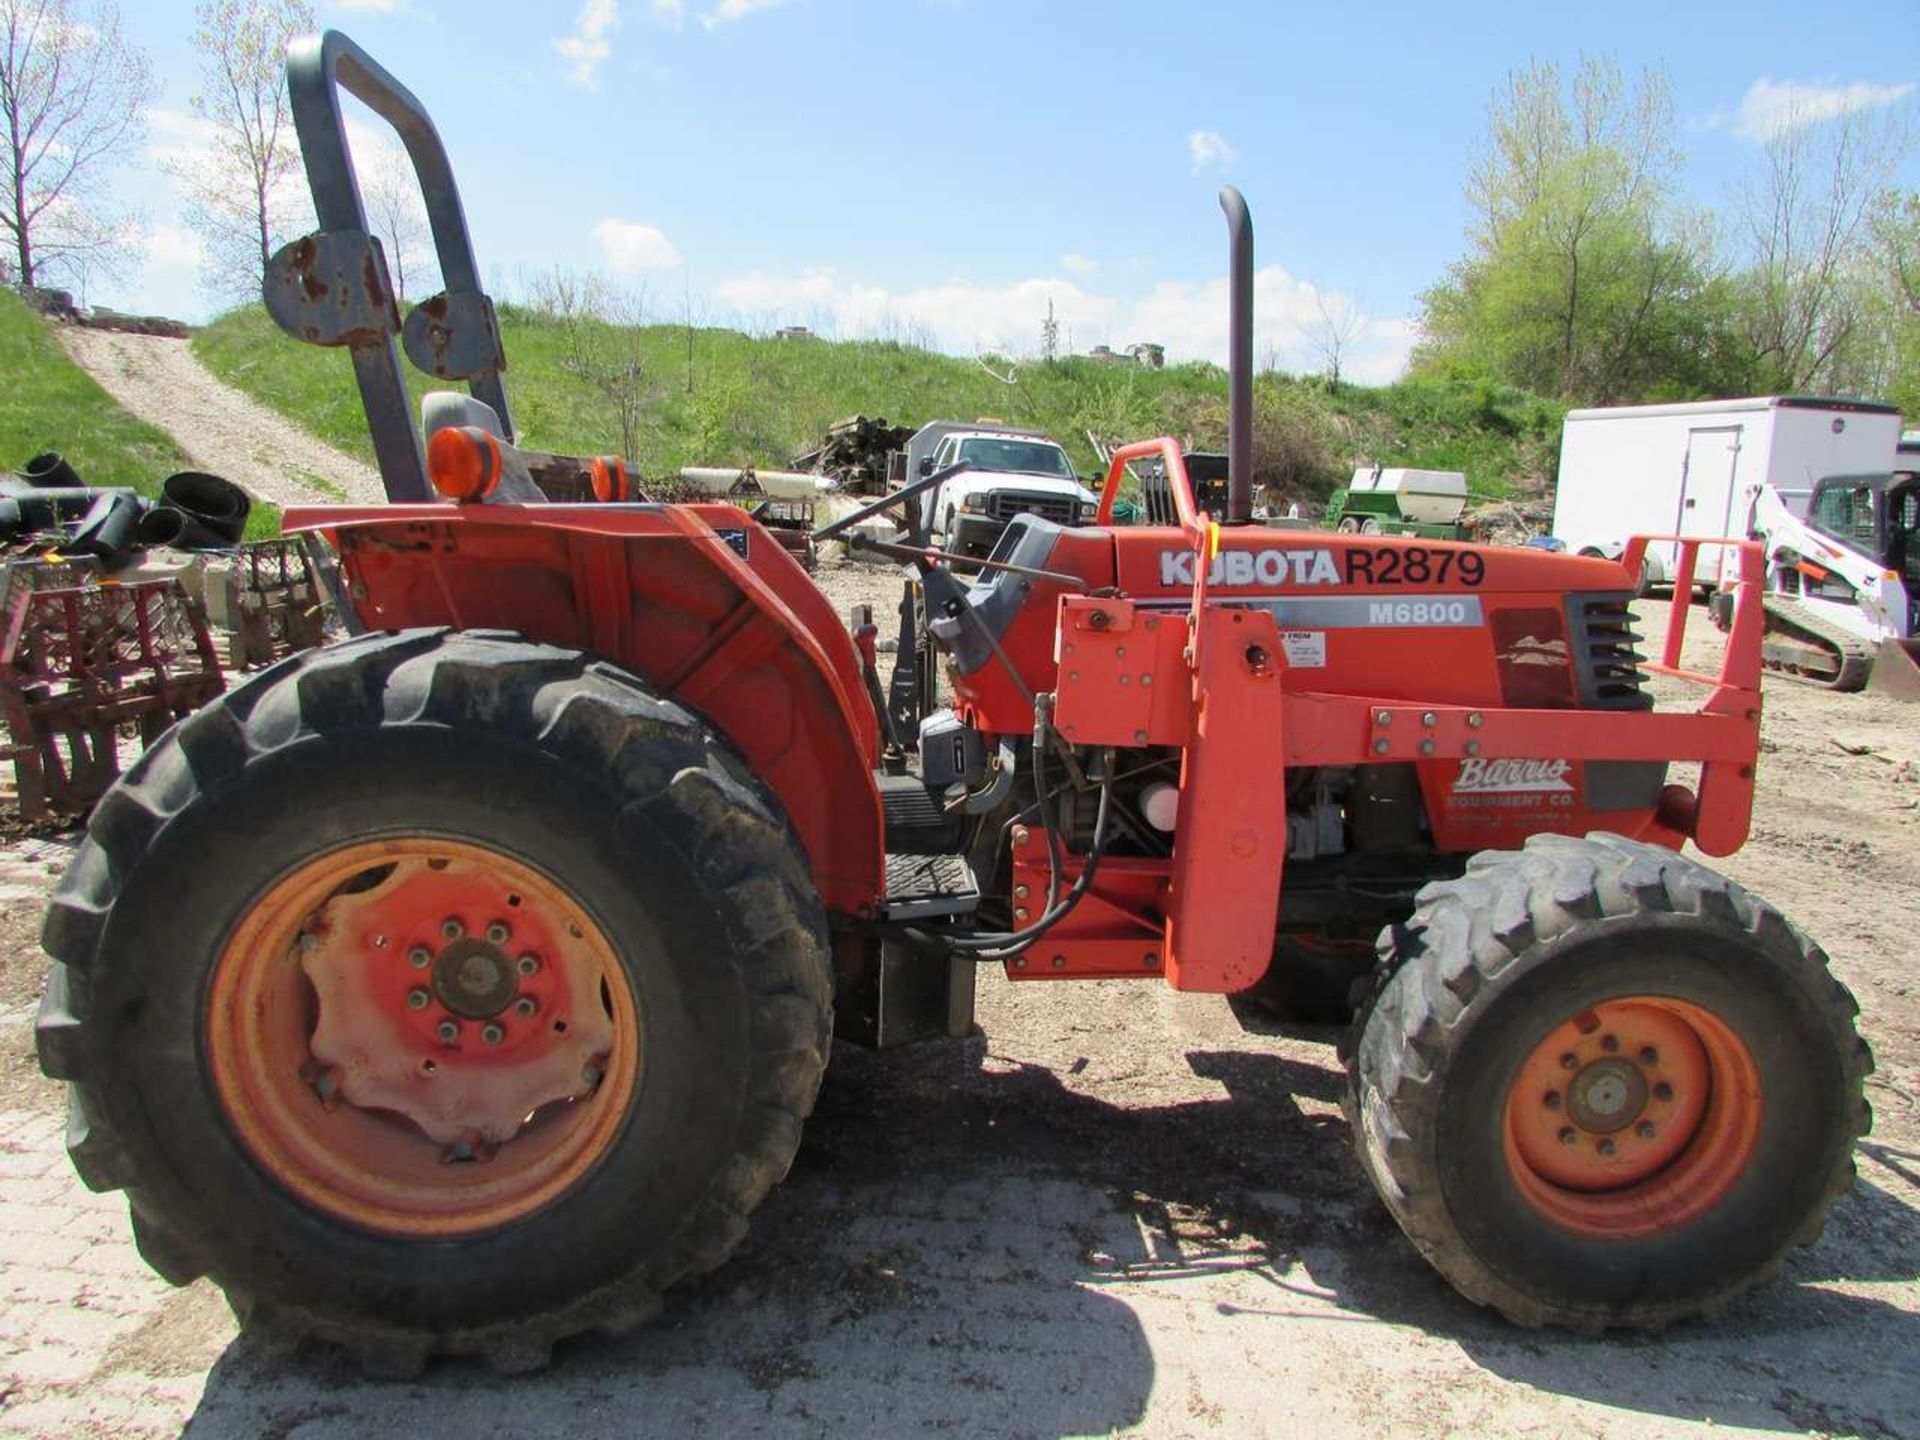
{"left": 590, "top": 456, "right": 629, "bottom": 503}
{"left": 427, "top": 426, "right": 502, "bottom": 502}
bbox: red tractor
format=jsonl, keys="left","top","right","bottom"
{"left": 35, "top": 32, "right": 1870, "bottom": 1373}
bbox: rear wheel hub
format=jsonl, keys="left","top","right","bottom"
{"left": 207, "top": 837, "right": 640, "bottom": 1238}
{"left": 432, "top": 938, "right": 517, "bottom": 1018}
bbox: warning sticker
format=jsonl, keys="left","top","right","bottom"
{"left": 1280, "top": 630, "right": 1326, "bottom": 668}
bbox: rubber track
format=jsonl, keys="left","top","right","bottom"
{"left": 1761, "top": 596, "right": 1874, "bottom": 692}
{"left": 1342, "top": 831, "right": 1874, "bottom": 1331}
{"left": 34, "top": 627, "right": 834, "bottom": 1374}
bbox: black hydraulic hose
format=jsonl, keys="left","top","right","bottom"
{"left": 906, "top": 742, "right": 1115, "bottom": 959}
{"left": 955, "top": 776, "right": 1112, "bottom": 959}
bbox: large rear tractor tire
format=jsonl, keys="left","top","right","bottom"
{"left": 1346, "top": 832, "right": 1871, "bottom": 1330}
{"left": 34, "top": 629, "right": 832, "bottom": 1373}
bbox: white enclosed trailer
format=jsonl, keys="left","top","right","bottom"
{"left": 1551, "top": 397, "right": 1903, "bottom": 587}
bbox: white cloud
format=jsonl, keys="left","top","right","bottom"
{"left": 708, "top": 261, "right": 1415, "bottom": 381}
{"left": 555, "top": 0, "right": 621, "bottom": 88}
{"left": 1188, "top": 129, "right": 1236, "bottom": 170}
{"left": 649, "top": 0, "right": 685, "bottom": 20}
{"left": 701, "top": 0, "right": 786, "bottom": 28}
{"left": 142, "top": 222, "right": 205, "bottom": 269}
{"left": 592, "top": 217, "right": 682, "bottom": 272}
{"left": 1060, "top": 251, "right": 1098, "bottom": 275}
{"left": 1733, "top": 76, "right": 1916, "bottom": 142}
{"left": 145, "top": 106, "right": 218, "bottom": 152}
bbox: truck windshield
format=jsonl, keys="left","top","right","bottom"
{"left": 957, "top": 438, "right": 1072, "bottom": 477}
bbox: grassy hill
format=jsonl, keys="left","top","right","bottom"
{"left": 1, "top": 291, "right": 279, "bottom": 538}
{"left": 193, "top": 303, "right": 1566, "bottom": 504}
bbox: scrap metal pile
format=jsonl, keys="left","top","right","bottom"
{"left": 1461, "top": 496, "right": 1555, "bottom": 547}
{"left": 790, "top": 415, "right": 913, "bottom": 495}
{"left": 0, "top": 453, "right": 337, "bottom": 822}
{"left": 0, "top": 560, "right": 223, "bottom": 821}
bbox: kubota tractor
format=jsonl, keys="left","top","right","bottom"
{"left": 35, "top": 32, "right": 1871, "bottom": 1373}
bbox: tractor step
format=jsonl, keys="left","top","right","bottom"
{"left": 877, "top": 771, "right": 964, "bottom": 853}
{"left": 881, "top": 853, "right": 980, "bottom": 921}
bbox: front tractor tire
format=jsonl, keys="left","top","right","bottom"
{"left": 1347, "top": 832, "right": 1872, "bottom": 1331}
{"left": 34, "top": 629, "right": 833, "bottom": 1373}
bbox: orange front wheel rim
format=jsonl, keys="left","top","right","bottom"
{"left": 207, "top": 837, "right": 640, "bottom": 1238}
{"left": 1504, "top": 996, "right": 1762, "bottom": 1238}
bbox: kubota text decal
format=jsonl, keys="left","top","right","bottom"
{"left": 1159, "top": 546, "right": 1487, "bottom": 588}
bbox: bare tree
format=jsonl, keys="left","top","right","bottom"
{"left": 1736, "top": 100, "right": 1913, "bottom": 390}
{"left": 172, "top": 0, "right": 315, "bottom": 300}
{"left": 1310, "top": 288, "right": 1364, "bottom": 388}
{"left": 1040, "top": 295, "right": 1058, "bottom": 363}
{"left": 530, "top": 268, "right": 657, "bottom": 461}
{"left": 358, "top": 134, "right": 431, "bottom": 300}
{"left": 0, "top": 0, "right": 153, "bottom": 290}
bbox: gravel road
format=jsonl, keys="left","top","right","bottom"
{"left": 56, "top": 328, "right": 384, "bottom": 509}
{"left": 0, "top": 568, "right": 1914, "bottom": 1439}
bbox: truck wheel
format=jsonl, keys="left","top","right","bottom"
{"left": 35, "top": 629, "right": 832, "bottom": 1373}
{"left": 1345, "top": 832, "right": 1871, "bottom": 1330}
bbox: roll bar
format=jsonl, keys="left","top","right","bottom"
{"left": 264, "top": 30, "right": 511, "bottom": 502}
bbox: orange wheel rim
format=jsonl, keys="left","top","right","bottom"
{"left": 207, "top": 838, "right": 640, "bottom": 1238}
{"left": 1503, "top": 996, "right": 1762, "bottom": 1238}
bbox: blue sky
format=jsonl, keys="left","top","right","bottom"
{"left": 103, "top": 0, "right": 1920, "bottom": 382}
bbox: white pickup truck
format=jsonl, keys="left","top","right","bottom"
{"left": 906, "top": 421, "right": 1100, "bottom": 559}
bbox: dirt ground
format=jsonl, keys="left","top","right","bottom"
{"left": 56, "top": 329, "right": 384, "bottom": 509}
{"left": 0, "top": 562, "right": 1916, "bottom": 1439}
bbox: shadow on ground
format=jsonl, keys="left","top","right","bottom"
{"left": 182, "top": 1030, "right": 1920, "bottom": 1439}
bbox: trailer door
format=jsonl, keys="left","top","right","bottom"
{"left": 1679, "top": 428, "right": 1743, "bottom": 573}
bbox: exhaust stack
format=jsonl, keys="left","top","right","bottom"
{"left": 1219, "top": 186, "right": 1254, "bottom": 525}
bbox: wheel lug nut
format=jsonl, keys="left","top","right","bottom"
{"left": 1654, "top": 1082, "right": 1674, "bottom": 1102}
{"left": 481, "top": 1022, "right": 505, "bottom": 1046}
{"left": 1558, "top": 1127, "right": 1578, "bottom": 1146}
{"left": 1600, "top": 1035, "right": 1619, "bottom": 1053}
{"left": 436, "top": 1019, "right": 460, "bottom": 1043}
{"left": 1597, "top": 1137, "right": 1616, "bottom": 1156}
{"left": 441, "top": 917, "right": 464, "bottom": 940}
{"left": 1636, "top": 1121, "right": 1657, "bottom": 1139}
{"left": 516, "top": 953, "right": 541, "bottom": 977}
{"left": 1559, "top": 1053, "right": 1578, "bottom": 1071}
{"left": 514, "top": 996, "right": 538, "bottom": 1019}
{"left": 486, "top": 921, "right": 511, "bottom": 945}
{"left": 406, "top": 987, "right": 431, "bottom": 1010}
{"left": 1639, "top": 1046, "right": 1659, "bottom": 1066}
{"left": 408, "top": 945, "right": 432, "bottom": 969}
{"left": 1543, "top": 1091, "right": 1562, "bottom": 1110}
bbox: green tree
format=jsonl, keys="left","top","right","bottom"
{"left": 1416, "top": 57, "right": 1732, "bottom": 404}
{"left": 1730, "top": 100, "right": 1912, "bottom": 394}
{"left": 1852, "top": 191, "right": 1920, "bottom": 414}
{"left": 172, "top": 0, "right": 315, "bottom": 300}
{"left": 0, "top": 0, "right": 154, "bottom": 290}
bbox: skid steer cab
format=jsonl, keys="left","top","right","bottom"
{"left": 34, "top": 27, "right": 1872, "bottom": 1376}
